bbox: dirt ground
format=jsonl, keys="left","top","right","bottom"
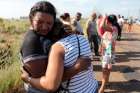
{"left": 93, "top": 24, "right": 140, "bottom": 93}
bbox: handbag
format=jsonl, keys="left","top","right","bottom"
{"left": 54, "top": 35, "right": 81, "bottom": 93}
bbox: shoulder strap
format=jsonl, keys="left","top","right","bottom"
{"left": 57, "top": 35, "right": 81, "bottom": 93}
{"left": 63, "top": 35, "right": 80, "bottom": 92}
{"left": 76, "top": 35, "right": 80, "bottom": 57}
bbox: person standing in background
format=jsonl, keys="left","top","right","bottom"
{"left": 86, "top": 12, "right": 100, "bottom": 56}
{"left": 71, "top": 12, "right": 84, "bottom": 35}
{"left": 59, "top": 12, "right": 74, "bottom": 34}
{"left": 127, "top": 17, "right": 133, "bottom": 32}
{"left": 117, "top": 15, "right": 124, "bottom": 40}
{"left": 60, "top": 13, "right": 71, "bottom": 25}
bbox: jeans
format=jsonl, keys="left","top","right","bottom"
{"left": 88, "top": 35, "right": 99, "bottom": 55}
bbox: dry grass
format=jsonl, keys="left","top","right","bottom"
{"left": 123, "top": 24, "right": 140, "bottom": 32}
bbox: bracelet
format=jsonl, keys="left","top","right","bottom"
{"left": 27, "top": 76, "right": 32, "bottom": 82}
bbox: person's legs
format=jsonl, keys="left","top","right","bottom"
{"left": 117, "top": 27, "right": 122, "bottom": 40}
{"left": 93, "top": 35, "right": 99, "bottom": 56}
{"left": 99, "top": 68, "right": 111, "bottom": 93}
{"left": 120, "top": 26, "right": 122, "bottom": 39}
{"left": 88, "top": 36, "right": 94, "bottom": 52}
{"left": 99, "top": 63, "right": 112, "bottom": 93}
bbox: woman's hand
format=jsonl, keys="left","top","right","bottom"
{"left": 62, "top": 57, "right": 91, "bottom": 81}
{"left": 74, "top": 57, "right": 91, "bottom": 72}
{"left": 21, "top": 67, "right": 30, "bottom": 83}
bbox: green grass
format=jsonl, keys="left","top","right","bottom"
{"left": 0, "top": 18, "right": 26, "bottom": 92}
{"left": 0, "top": 18, "right": 29, "bottom": 34}
{"left": 0, "top": 36, "right": 23, "bottom": 93}
{"left": 0, "top": 62, "right": 21, "bottom": 93}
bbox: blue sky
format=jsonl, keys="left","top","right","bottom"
{"left": 0, "top": 0, "right": 140, "bottom": 19}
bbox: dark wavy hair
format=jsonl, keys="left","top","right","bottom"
{"left": 107, "top": 14, "right": 121, "bottom": 31}
{"left": 47, "top": 18, "right": 68, "bottom": 42}
{"left": 29, "top": 1, "right": 56, "bottom": 21}
{"left": 107, "top": 14, "right": 117, "bottom": 25}
{"left": 60, "top": 13, "right": 70, "bottom": 20}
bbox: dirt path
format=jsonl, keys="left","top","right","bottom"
{"left": 93, "top": 28, "right": 140, "bottom": 93}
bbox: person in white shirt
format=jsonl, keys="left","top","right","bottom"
{"left": 117, "top": 15, "right": 124, "bottom": 40}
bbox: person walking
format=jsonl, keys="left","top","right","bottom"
{"left": 99, "top": 15, "right": 118, "bottom": 93}
{"left": 117, "top": 15, "right": 124, "bottom": 40}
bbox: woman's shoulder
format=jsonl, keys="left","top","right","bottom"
{"left": 24, "top": 30, "right": 40, "bottom": 41}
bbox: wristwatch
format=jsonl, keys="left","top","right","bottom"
{"left": 27, "top": 76, "right": 32, "bottom": 82}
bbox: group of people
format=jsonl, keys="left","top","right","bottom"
{"left": 20, "top": 1, "right": 124, "bottom": 93}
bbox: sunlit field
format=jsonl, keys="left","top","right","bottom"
{"left": 0, "top": 18, "right": 29, "bottom": 93}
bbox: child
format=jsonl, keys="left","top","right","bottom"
{"left": 99, "top": 15, "right": 118, "bottom": 93}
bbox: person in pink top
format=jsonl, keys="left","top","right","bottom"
{"left": 99, "top": 14, "right": 118, "bottom": 93}
{"left": 97, "top": 14, "right": 104, "bottom": 38}
{"left": 97, "top": 14, "right": 107, "bottom": 55}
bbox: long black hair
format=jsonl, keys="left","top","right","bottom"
{"left": 107, "top": 14, "right": 121, "bottom": 31}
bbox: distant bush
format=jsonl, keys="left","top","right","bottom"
{"left": 0, "top": 43, "right": 12, "bottom": 69}
{"left": 0, "top": 33, "right": 22, "bottom": 93}
{"left": 0, "top": 18, "right": 29, "bottom": 34}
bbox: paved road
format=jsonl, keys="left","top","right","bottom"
{"left": 93, "top": 31, "right": 140, "bottom": 93}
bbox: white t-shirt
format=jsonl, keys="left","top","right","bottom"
{"left": 118, "top": 18, "right": 124, "bottom": 27}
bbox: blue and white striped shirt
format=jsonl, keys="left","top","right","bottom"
{"left": 56, "top": 34, "right": 98, "bottom": 93}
